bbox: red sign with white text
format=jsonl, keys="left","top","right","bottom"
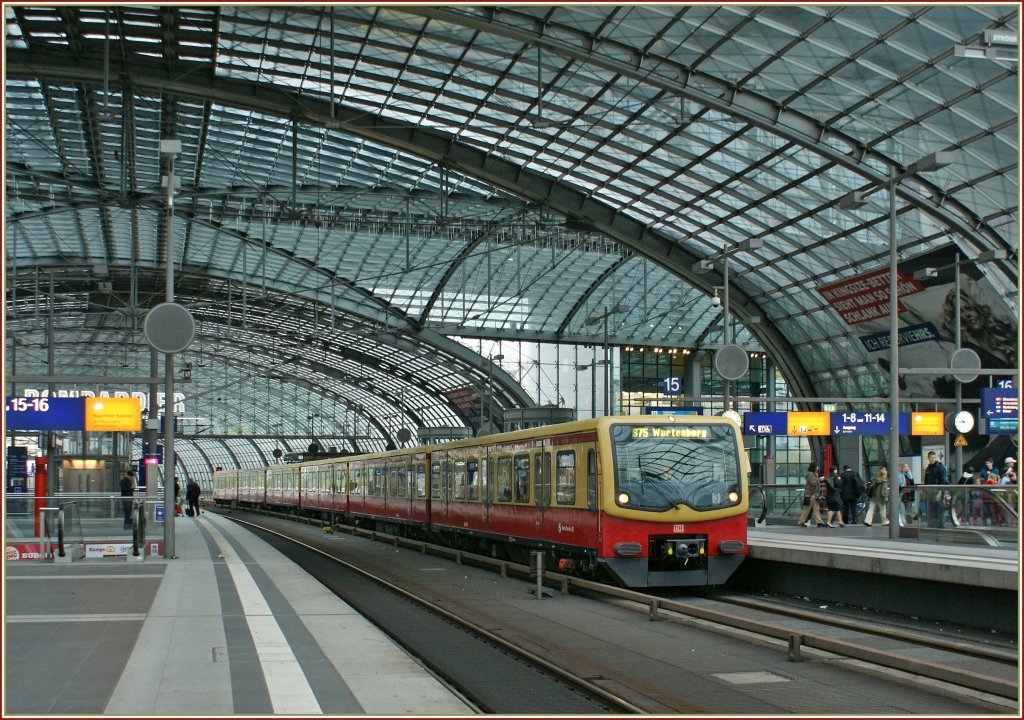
{"left": 816, "top": 268, "right": 924, "bottom": 325}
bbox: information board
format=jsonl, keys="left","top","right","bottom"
{"left": 829, "top": 411, "right": 890, "bottom": 435}
{"left": 787, "top": 411, "right": 830, "bottom": 436}
{"left": 981, "top": 387, "right": 1018, "bottom": 419}
{"left": 909, "top": 411, "right": 944, "bottom": 436}
{"left": 743, "top": 412, "right": 787, "bottom": 435}
{"left": 5, "top": 397, "right": 86, "bottom": 431}
{"left": 84, "top": 398, "right": 142, "bottom": 432}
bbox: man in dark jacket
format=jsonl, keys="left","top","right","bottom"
{"left": 185, "top": 478, "right": 202, "bottom": 518}
{"left": 839, "top": 465, "right": 864, "bottom": 525}
{"left": 924, "top": 451, "right": 949, "bottom": 527}
{"left": 120, "top": 470, "right": 136, "bottom": 529}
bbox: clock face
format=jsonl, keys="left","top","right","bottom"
{"left": 953, "top": 411, "right": 975, "bottom": 433}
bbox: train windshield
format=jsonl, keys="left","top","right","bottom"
{"left": 611, "top": 424, "right": 742, "bottom": 512}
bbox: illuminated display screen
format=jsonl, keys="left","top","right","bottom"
{"left": 909, "top": 411, "right": 944, "bottom": 436}
{"left": 787, "top": 412, "right": 830, "bottom": 436}
{"left": 84, "top": 398, "right": 142, "bottom": 432}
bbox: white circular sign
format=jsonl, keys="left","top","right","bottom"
{"left": 143, "top": 302, "right": 195, "bottom": 353}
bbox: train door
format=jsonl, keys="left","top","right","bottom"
{"left": 480, "top": 452, "right": 492, "bottom": 528}
{"left": 534, "top": 450, "right": 551, "bottom": 537}
{"left": 428, "top": 460, "right": 440, "bottom": 530}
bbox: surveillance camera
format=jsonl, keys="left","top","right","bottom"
{"left": 711, "top": 295, "right": 722, "bottom": 307}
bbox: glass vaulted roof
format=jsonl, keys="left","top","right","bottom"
{"left": 4, "top": 4, "right": 1019, "bottom": 474}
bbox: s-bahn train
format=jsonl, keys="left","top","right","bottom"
{"left": 213, "top": 415, "right": 750, "bottom": 588}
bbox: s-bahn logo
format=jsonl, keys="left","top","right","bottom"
{"left": 556, "top": 523, "right": 575, "bottom": 533}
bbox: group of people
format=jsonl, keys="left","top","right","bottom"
{"left": 120, "top": 469, "right": 202, "bottom": 531}
{"left": 797, "top": 462, "right": 888, "bottom": 528}
{"left": 797, "top": 452, "right": 1017, "bottom": 529}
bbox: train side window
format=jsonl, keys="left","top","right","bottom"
{"left": 444, "top": 461, "right": 453, "bottom": 503}
{"left": 587, "top": 449, "right": 597, "bottom": 510}
{"left": 430, "top": 463, "right": 441, "bottom": 499}
{"left": 416, "top": 463, "right": 426, "bottom": 498}
{"left": 374, "top": 465, "right": 384, "bottom": 497}
{"left": 534, "top": 452, "right": 551, "bottom": 509}
{"left": 513, "top": 454, "right": 530, "bottom": 503}
{"left": 496, "top": 456, "right": 512, "bottom": 502}
{"left": 454, "top": 460, "right": 467, "bottom": 500}
{"left": 466, "top": 459, "right": 479, "bottom": 501}
{"left": 556, "top": 451, "right": 576, "bottom": 505}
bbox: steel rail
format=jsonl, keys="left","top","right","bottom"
{"left": 226, "top": 513, "right": 646, "bottom": 715}
{"left": 227, "top": 506, "right": 1019, "bottom": 701}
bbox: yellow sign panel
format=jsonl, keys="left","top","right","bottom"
{"left": 910, "top": 411, "right": 944, "bottom": 436}
{"left": 787, "top": 411, "right": 830, "bottom": 436}
{"left": 84, "top": 398, "right": 141, "bottom": 432}
{"left": 953, "top": 434, "right": 969, "bottom": 447}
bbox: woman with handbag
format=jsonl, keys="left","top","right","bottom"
{"left": 797, "top": 463, "right": 825, "bottom": 527}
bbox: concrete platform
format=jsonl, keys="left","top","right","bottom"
{"left": 3, "top": 511, "right": 474, "bottom": 715}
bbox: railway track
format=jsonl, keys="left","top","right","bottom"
{"left": 218, "top": 507, "right": 1018, "bottom": 713}
{"left": 227, "top": 513, "right": 643, "bottom": 714}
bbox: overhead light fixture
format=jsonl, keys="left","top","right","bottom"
{"left": 839, "top": 190, "right": 869, "bottom": 210}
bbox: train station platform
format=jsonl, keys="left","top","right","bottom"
{"left": 737, "top": 524, "right": 1019, "bottom": 634}
{"left": 3, "top": 511, "right": 473, "bottom": 715}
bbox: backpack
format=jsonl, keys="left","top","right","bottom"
{"left": 864, "top": 479, "right": 876, "bottom": 498}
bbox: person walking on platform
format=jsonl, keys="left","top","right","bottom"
{"left": 185, "top": 478, "right": 202, "bottom": 518}
{"left": 839, "top": 465, "right": 863, "bottom": 525}
{"left": 898, "top": 462, "right": 917, "bottom": 523}
{"left": 924, "top": 451, "right": 950, "bottom": 528}
{"left": 797, "top": 463, "right": 825, "bottom": 527}
{"left": 864, "top": 467, "right": 889, "bottom": 526}
{"left": 120, "top": 469, "right": 136, "bottom": 529}
{"left": 824, "top": 466, "right": 844, "bottom": 528}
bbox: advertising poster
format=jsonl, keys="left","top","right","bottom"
{"left": 817, "top": 243, "right": 1016, "bottom": 401}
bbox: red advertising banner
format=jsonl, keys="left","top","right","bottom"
{"left": 816, "top": 268, "right": 924, "bottom": 325}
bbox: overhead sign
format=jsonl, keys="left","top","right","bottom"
{"left": 909, "top": 411, "right": 944, "bottom": 436}
{"left": 645, "top": 406, "right": 702, "bottom": 416}
{"left": 660, "top": 377, "right": 683, "bottom": 396}
{"left": 787, "top": 412, "right": 830, "bottom": 436}
{"left": 743, "top": 412, "right": 787, "bottom": 435}
{"left": 830, "top": 411, "right": 890, "bottom": 435}
{"left": 981, "top": 387, "right": 1018, "bottom": 418}
{"left": 6, "top": 397, "right": 86, "bottom": 431}
{"left": 986, "top": 417, "right": 1018, "bottom": 435}
{"left": 84, "top": 398, "right": 142, "bottom": 432}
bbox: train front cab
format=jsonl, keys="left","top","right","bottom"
{"left": 594, "top": 416, "right": 750, "bottom": 588}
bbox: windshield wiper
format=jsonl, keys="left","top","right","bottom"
{"left": 638, "top": 464, "right": 683, "bottom": 511}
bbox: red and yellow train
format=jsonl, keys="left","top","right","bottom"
{"left": 213, "top": 415, "right": 750, "bottom": 587}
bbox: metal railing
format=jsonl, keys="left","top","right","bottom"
{"left": 749, "top": 483, "right": 1018, "bottom": 547}
{"left": 6, "top": 494, "right": 166, "bottom": 548}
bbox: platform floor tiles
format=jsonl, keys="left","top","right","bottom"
{"left": 4, "top": 512, "right": 474, "bottom": 715}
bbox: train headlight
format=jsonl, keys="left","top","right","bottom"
{"left": 728, "top": 490, "right": 739, "bottom": 503}
{"left": 617, "top": 492, "right": 631, "bottom": 505}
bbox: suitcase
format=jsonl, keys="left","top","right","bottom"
{"left": 185, "top": 508, "right": 194, "bottom": 517}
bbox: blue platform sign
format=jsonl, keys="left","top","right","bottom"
{"left": 743, "top": 412, "right": 787, "bottom": 435}
{"left": 829, "top": 411, "right": 891, "bottom": 435}
{"left": 986, "top": 417, "right": 1018, "bottom": 435}
{"left": 154, "top": 504, "right": 165, "bottom": 522}
{"left": 660, "top": 377, "right": 683, "bottom": 396}
{"left": 5, "top": 397, "right": 86, "bottom": 431}
{"left": 981, "top": 387, "right": 1018, "bottom": 419}
{"left": 645, "top": 406, "right": 702, "bottom": 416}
